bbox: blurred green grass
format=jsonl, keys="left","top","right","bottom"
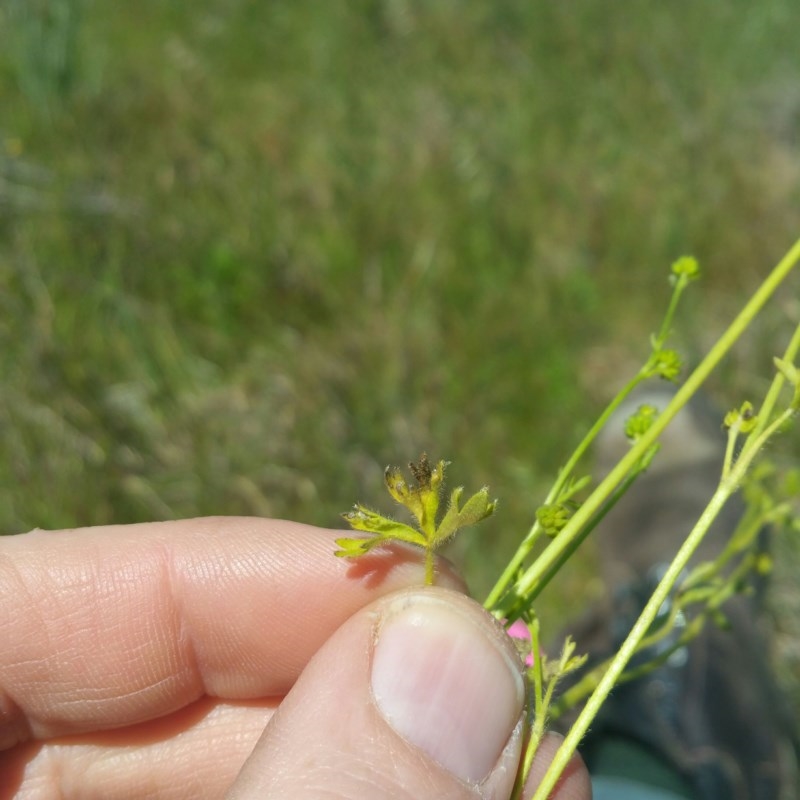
{"left": 1, "top": 0, "right": 799, "bottom": 660}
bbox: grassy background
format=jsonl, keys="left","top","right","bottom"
{"left": 2, "top": 0, "right": 800, "bottom": 676}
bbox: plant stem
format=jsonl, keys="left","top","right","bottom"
{"left": 531, "top": 313, "right": 800, "bottom": 800}
{"left": 742, "top": 318, "right": 800, "bottom": 453}
{"left": 531, "top": 470, "right": 730, "bottom": 799}
{"left": 722, "top": 424, "right": 739, "bottom": 479}
{"left": 483, "top": 372, "right": 646, "bottom": 611}
{"left": 425, "top": 547, "right": 434, "bottom": 585}
{"left": 504, "top": 238, "right": 800, "bottom": 616}
{"left": 487, "top": 266, "right": 701, "bottom": 613}
{"left": 653, "top": 271, "right": 691, "bottom": 348}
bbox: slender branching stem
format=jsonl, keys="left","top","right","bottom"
{"left": 532, "top": 312, "right": 800, "bottom": 799}
{"left": 531, "top": 476, "right": 729, "bottom": 800}
{"left": 501, "top": 238, "right": 800, "bottom": 619}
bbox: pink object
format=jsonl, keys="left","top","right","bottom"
{"left": 506, "top": 619, "right": 534, "bottom": 667}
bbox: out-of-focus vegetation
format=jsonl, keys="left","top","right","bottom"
{"left": 2, "top": 1, "right": 799, "bottom": 666}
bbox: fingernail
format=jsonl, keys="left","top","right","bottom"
{"left": 371, "top": 591, "right": 524, "bottom": 783}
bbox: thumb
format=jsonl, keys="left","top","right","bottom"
{"left": 227, "top": 586, "right": 527, "bottom": 800}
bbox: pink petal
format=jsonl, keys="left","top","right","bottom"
{"left": 507, "top": 619, "right": 531, "bottom": 641}
{"left": 506, "top": 619, "right": 534, "bottom": 666}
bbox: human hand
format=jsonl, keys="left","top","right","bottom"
{"left": 0, "top": 517, "right": 589, "bottom": 799}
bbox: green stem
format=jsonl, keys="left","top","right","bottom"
{"left": 425, "top": 547, "right": 434, "bottom": 585}
{"left": 502, "top": 452, "right": 653, "bottom": 621}
{"left": 741, "top": 320, "right": 800, "bottom": 455}
{"left": 551, "top": 534, "right": 769, "bottom": 722}
{"left": 531, "top": 476, "right": 730, "bottom": 800}
{"left": 484, "top": 372, "right": 647, "bottom": 612}
{"left": 653, "top": 274, "right": 690, "bottom": 348}
{"left": 532, "top": 312, "right": 800, "bottom": 800}
{"left": 550, "top": 607, "right": 701, "bottom": 721}
{"left": 506, "top": 238, "right": 800, "bottom": 615}
{"left": 487, "top": 267, "right": 700, "bottom": 613}
{"left": 722, "top": 424, "right": 738, "bottom": 480}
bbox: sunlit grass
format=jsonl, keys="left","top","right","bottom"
{"left": 1, "top": 0, "right": 799, "bottom": 690}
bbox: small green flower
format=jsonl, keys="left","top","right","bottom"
{"left": 624, "top": 403, "right": 659, "bottom": 442}
{"left": 337, "top": 454, "right": 496, "bottom": 584}
{"left": 669, "top": 255, "right": 700, "bottom": 283}
{"left": 535, "top": 502, "right": 574, "bottom": 538}
{"left": 723, "top": 401, "right": 759, "bottom": 433}
{"left": 648, "top": 348, "right": 682, "bottom": 381}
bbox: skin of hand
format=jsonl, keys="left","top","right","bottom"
{"left": 0, "top": 517, "right": 590, "bottom": 800}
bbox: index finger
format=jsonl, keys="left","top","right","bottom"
{"left": 0, "top": 517, "right": 461, "bottom": 746}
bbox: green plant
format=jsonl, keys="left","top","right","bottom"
{"left": 4, "top": 0, "right": 85, "bottom": 113}
{"left": 336, "top": 454, "right": 496, "bottom": 585}
{"left": 338, "top": 238, "right": 800, "bottom": 798}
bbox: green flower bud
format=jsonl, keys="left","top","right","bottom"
{"left": 536, "top": 502, "right": 574, "bottom": 538}
{"left": 624, "top": 403, "right": 659, "bottom": 442}
{"left": 724, "top": 401, "right": 758, "bottom": 433}
{"left": 669, "top": 255, "right": 700, "bottom": 284}
{"left": 649, "top": 348, "right": 682, "bottom": 381}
